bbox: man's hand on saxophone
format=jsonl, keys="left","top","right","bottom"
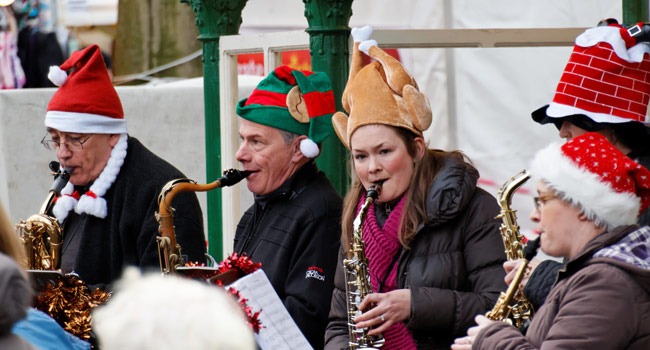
{"left": 353, "top": 289, "right": 411, "bottom": 336}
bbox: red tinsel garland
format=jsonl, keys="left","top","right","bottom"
{"left": 184, "top": 252, "right": 263, "bottom": 333}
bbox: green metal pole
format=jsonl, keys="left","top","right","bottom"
{"left": 304, "top": 0, "right": 354, "bottom": 195}
{"left": 181, "top": 0, "right": 248, "bottom": 260}
{"left": 623, "top": 0, "right": 649, "bottom": 23}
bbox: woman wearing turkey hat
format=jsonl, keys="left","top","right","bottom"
{"left": 324, "top": 27, "right": 507, "bottom": 350}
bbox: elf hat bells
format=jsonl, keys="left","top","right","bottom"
{"left": 236, "top": 65, "right": 336, "bottom": 158}
{"left": 530, "top": 132, "right": 650, "bottom": 229}
{"left": 532, "top": 19, "right": 650, "bottom": 128}
{"left": 332, "top": 26, "right": 432, "bottom": 149}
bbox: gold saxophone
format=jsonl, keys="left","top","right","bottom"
{"left": 344, "top": 183, "right": 385, "bottom": 350}
{"left": 485, "top": 170, "right": 534, "bottom": 328}
{"left": 17, "top": 162, "right": 70, "bottom": 270}
{"left": 156, "top": 168, "right": 251, "bottom": 274}
{"left": 16, "top": 163, "right": 110, "bottom": 342}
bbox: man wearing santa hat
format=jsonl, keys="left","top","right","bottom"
{"left": 41, "top": 44, "right": 206, "bottom": 288}
{"left": 453, "top": 132, "right": 650, "bottom": 349}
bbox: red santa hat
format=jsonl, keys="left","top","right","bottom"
{"left": 530, "top": 132, "right": 650, "bottom": 229}
{"left": 533, "top": 21, "right": 650, "bottom": 126}
{"left": 47, "top": 45, "right": 128, "bottom": 220}
{"left": 45, "top": 44, "right": 127, "bottom": 134}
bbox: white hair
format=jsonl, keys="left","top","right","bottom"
{"left": 92, "top": 268, "right": 256, "bottom": 350}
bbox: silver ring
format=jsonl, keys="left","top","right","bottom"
{"left": 379, "top": 314, "right": 385, "bottom": 322}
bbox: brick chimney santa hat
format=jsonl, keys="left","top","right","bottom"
{"left": 530, "top": 132, "right": 650, "bottom": 229}
{"left": 532, "top": 21, "right": 650, "bottom": 127}
{"left": 45, "top": 44, "right": 127, "bottom": 134}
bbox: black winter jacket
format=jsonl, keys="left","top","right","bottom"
{"left": 325, "top": 156, "right": 507, "bottom": 350}
{"left": 60, "top": 137, "right": 206, "bottom": 288}
{"left": 234, "top": 162, "right": 342, "bottom": 350}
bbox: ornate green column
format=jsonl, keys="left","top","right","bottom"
{"left": 181, "top": 0, "right": 248, "bottom": 260}
{"left": 304, "top": 0, "right": 354, "bottom": 195}
{"left": 623, "top": 0, "right": 649, "bottom": 24}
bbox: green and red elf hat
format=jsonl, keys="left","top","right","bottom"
{"left": 236, "top": 65, "right": 336, "bottom": 158}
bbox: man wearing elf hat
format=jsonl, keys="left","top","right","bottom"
{"left": 233, "top": 65, "right": 342, "bottom": 349}
{"left": 502, "top": 19, "right": 650, "bottom": 315}
{"left": 41, "top": 44, "right": 206, "bottom": 288}
{"left": 453, "top": 132, "right": 650, "bottom": 349}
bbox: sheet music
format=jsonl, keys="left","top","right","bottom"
{"left": 228, "top": 269, "right": 313, "bottom": 350}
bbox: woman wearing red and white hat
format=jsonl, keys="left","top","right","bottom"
{"left": 453, "top": 132, "right": 650, "bottom": 349}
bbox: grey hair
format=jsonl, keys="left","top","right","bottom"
{"left": 279, "top": 129, "right": 299, "bottom": 144}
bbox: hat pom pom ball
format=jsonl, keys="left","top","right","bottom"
{"left": 300, "top": 139, "right": 320, "bottom": 158}
{"left": 48, "top": 66, "right": 68, "bottom": 87}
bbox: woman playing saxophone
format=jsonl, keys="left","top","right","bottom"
{"left": 324, "top": 26, "right": 507, "bottom": 350}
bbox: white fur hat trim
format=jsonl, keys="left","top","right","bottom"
{"left": 545, "top": 103, "right": 646, "bottom": 124}
{"left": 530, "top": 141, "right": 640, "bottom": 228}
{"left": 576, "top": 26, "right": 650, "bottom": 63}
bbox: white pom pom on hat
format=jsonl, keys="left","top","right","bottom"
{"left": 47, "top": 66, "right": 68, "bottom": 87}
{"left": 300, "top": 139, "right": 320, "bottom": 158}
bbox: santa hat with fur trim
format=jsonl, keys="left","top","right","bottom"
{"left": 530, "top": 132, "right": 650, "bottom": 229}
{"left": 46, "top": 44, "right": 128, "bottom": 221}
{"left": 236, "top": 65, "right": 336, "bottom": 158}
{"left": 45, "top": 44, "right": 127, "bottom": 134}
{"left": 533, "top": 20, "right": 650, "bottom": 126}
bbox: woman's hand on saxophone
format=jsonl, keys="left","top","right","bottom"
{"left": 354, "top": 289, "right": 411, "bottom": 335}
{"left": 451, "top": 315, "right": 494, "bottom": 350}
{"left": 503, "top": 257, "right": 540, "bottom": 286}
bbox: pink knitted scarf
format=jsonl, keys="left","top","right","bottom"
{"left": 358, "top": 194, "right": 417, "bottom": 349}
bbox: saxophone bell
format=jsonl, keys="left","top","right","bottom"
{"left": 18, "top": 162, "right": 71, "bottom": 270}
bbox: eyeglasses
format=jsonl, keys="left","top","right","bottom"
{"left": 41, "top": 134, "right": 93, "bottom": 151}
{"left": 533, "top": 193, "right": 557, "bottom": 210}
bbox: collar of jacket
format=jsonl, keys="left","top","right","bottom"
{"left": 419, "top": 155, "right": 479, "bottom": 230}
{"left": 253, "top": 161, "right": 318, "bottom": 209}
{"left": 559, "top": 224, "right": 639, "bottom": 278}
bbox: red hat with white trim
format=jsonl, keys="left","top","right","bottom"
{"left": 533, "top": 21, "right": 650, "bottom": 128}
{"left": 530, "top": 132, "right": 650, "bottom": 229}
{"left": 45, "top": 44, "right": 127, "bottom": 134}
